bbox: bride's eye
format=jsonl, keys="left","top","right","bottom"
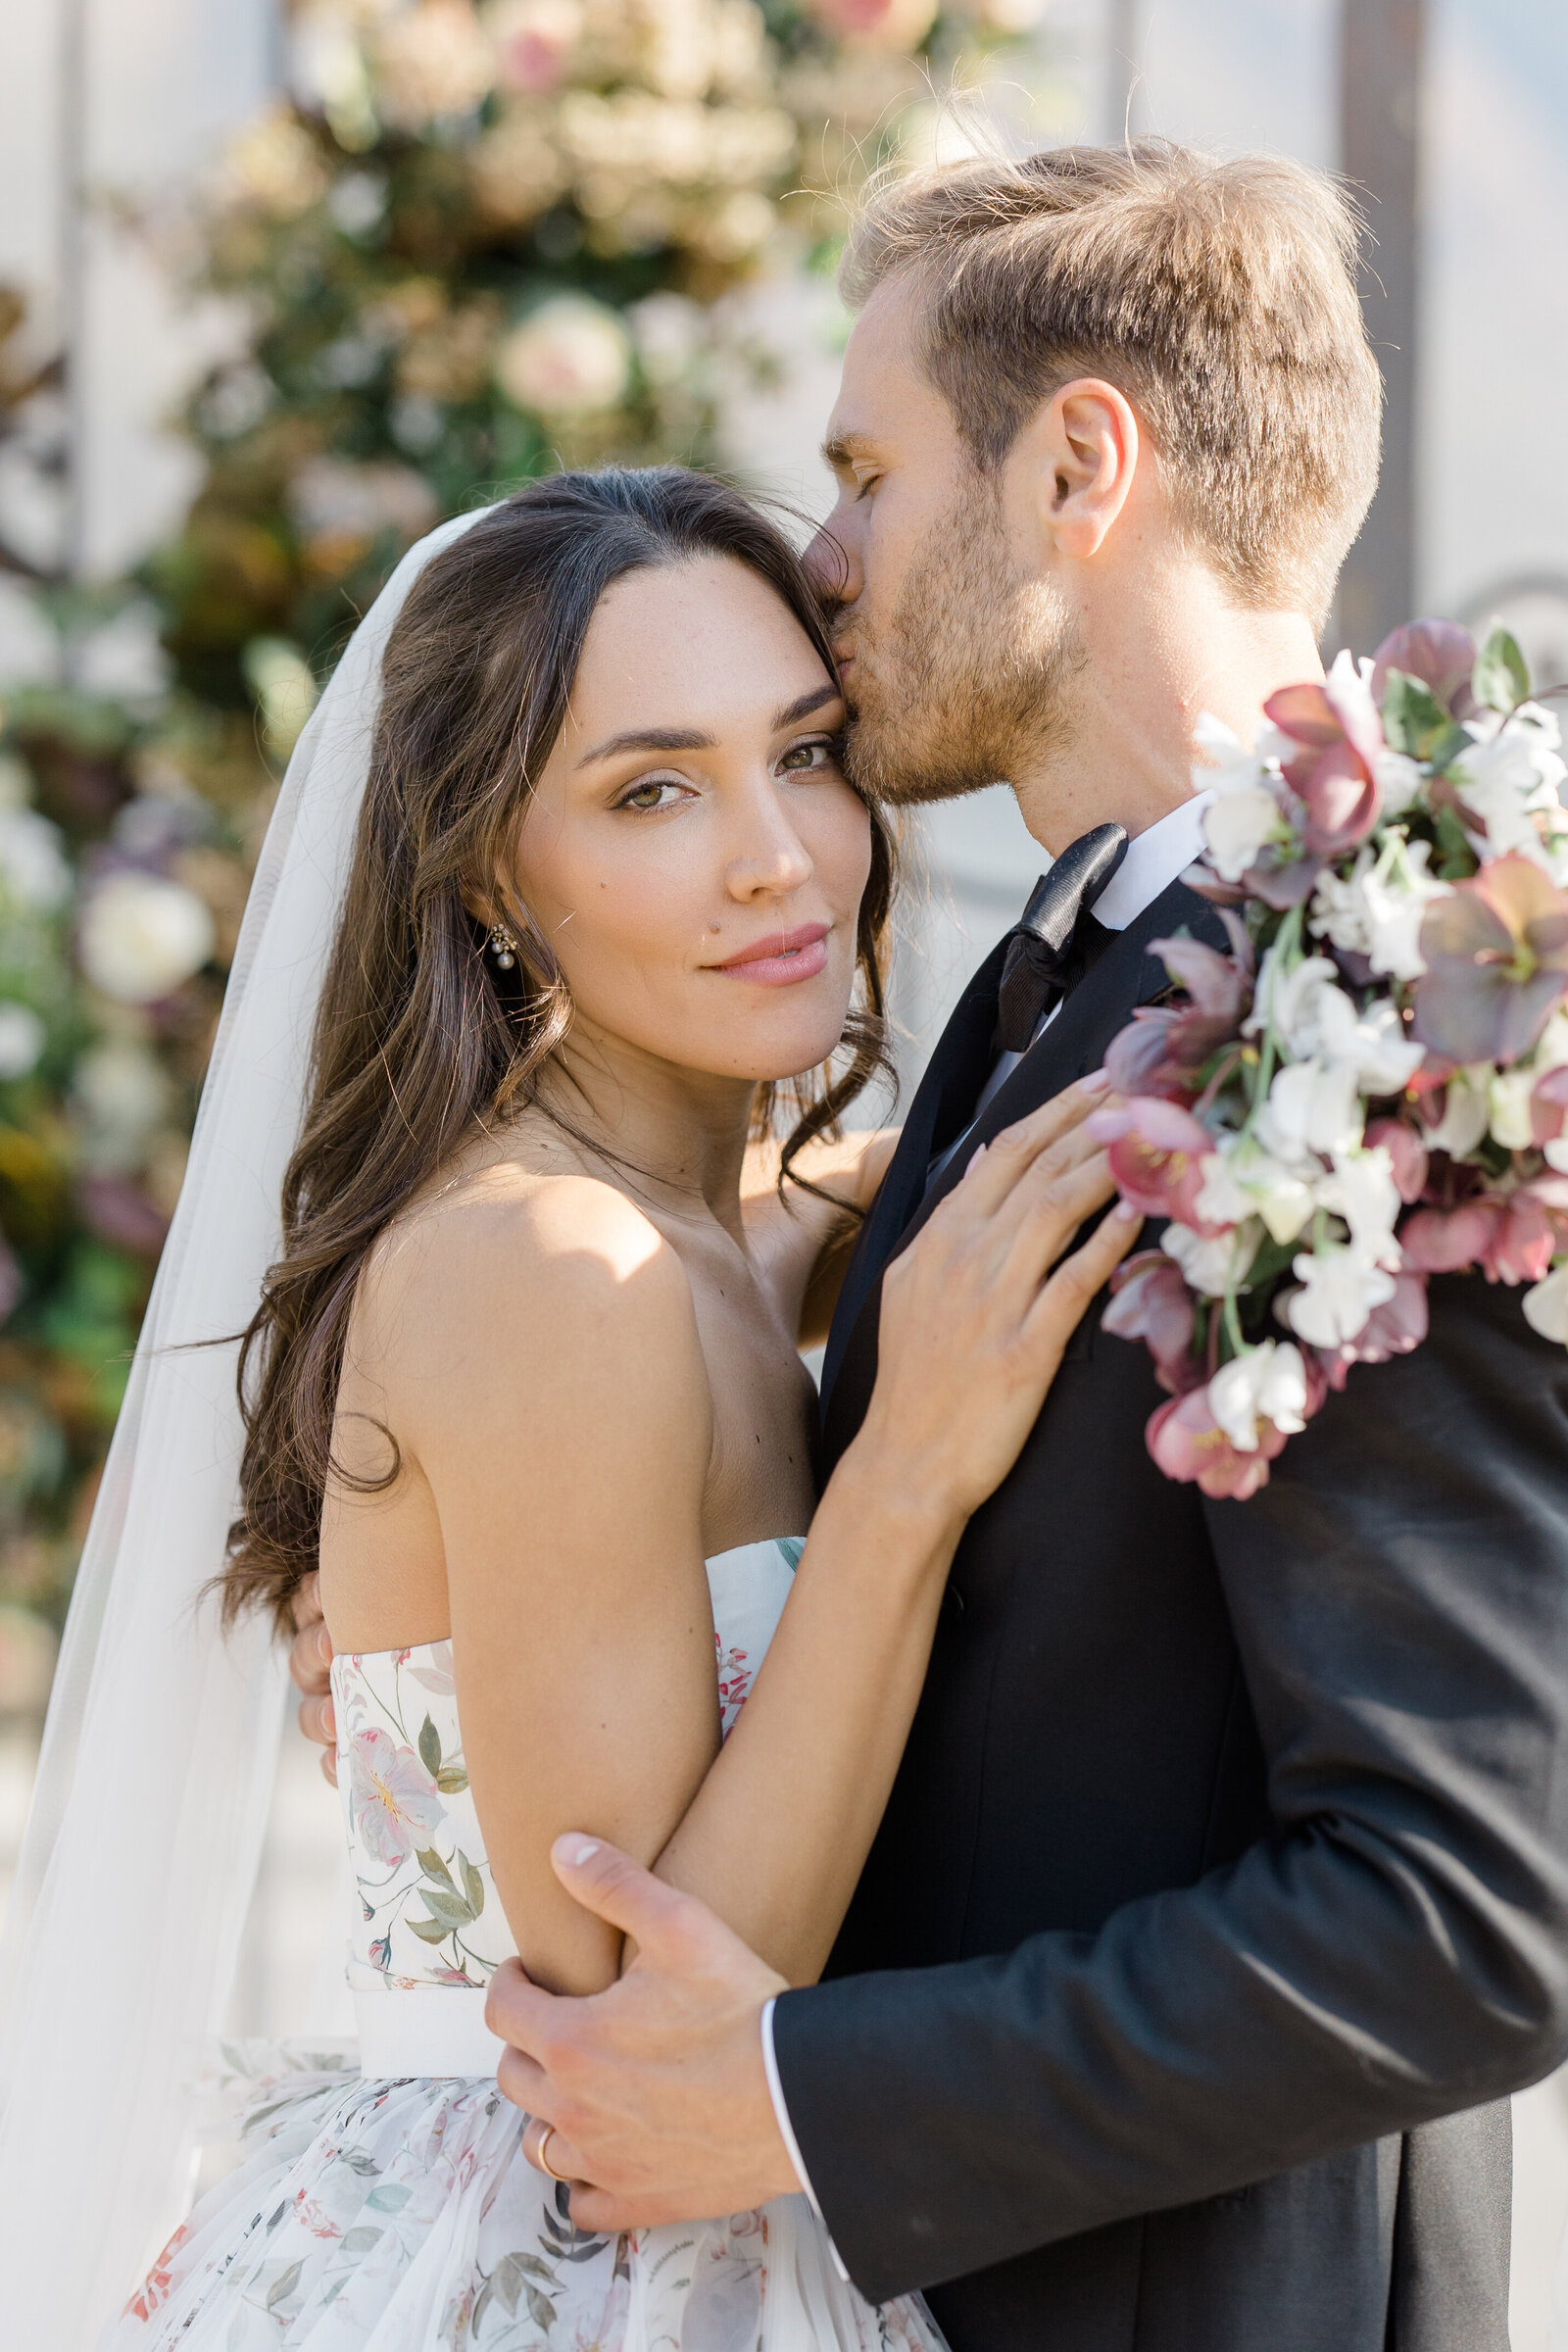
{"left": 614, "top": 775, "right": 688, "bottom": 813}
{"left": 777, "top": 735, "right": 841, "bottom": 777}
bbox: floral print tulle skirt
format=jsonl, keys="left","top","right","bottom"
{"left": 105, "top": 2056, "right": 946, "bottom": 2352}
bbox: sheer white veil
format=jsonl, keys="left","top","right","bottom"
{"left": 0, "top": 509, "right": 487, "bottom": 2343}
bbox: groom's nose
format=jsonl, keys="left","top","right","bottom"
{"left": 804, "top": 499, "right": 863, "bottom": 619}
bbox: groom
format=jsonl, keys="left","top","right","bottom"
{"left": 298, "top": 145, "right": 1568, "bottom": 2348}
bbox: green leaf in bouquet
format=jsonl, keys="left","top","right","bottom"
{"left": 1472, "top": 624, "right": 1530, "bottom": 714}
{"left": 1381, "top": 669, "right": 1469, "bottom": 769}
{"left": 407, "top": 1912, "right": 451, "bottom": 1943}
{"left": 415, "top": 1846, "right": 455, "bottom": 1890}
{"left": 417, "top": 1712, "right": 441, "bottom": 1778}
{"left": 1433, "top": 802, "right": 1477, "bottom": 880}
{"left": 435, "top": 1764, "right": 468, "bottom": 1792}
{"left": 460, "top": 1850, "right": 485, "bottom": 1918}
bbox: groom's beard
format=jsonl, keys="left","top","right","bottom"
{"left": 838, "top": 482, "right": 1085, "bottom": 808}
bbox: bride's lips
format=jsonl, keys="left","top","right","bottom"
{"left": 709, "top": 922, "right": 830, "bottom": 986}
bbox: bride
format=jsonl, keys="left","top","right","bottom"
{"left": 3, "top": 467, "right": 1136, "bottom": 2350}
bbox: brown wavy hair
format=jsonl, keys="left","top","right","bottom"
{"left": 223, "top": 467, "right": 895, "bottom": 1632}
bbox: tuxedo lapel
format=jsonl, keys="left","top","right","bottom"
{"left": 819, "top": 935, "right": 1008, "bottom": 1408}
{"left": 819, "top": 880, "right": 1226, "bottom": 1438}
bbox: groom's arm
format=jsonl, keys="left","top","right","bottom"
{"left": 771, "top": 1267, "right": 1568, "bottom": 2299}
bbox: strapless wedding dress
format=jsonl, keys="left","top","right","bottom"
{"left": 105, "top": 1540, "right": 947, "bottom": 2352}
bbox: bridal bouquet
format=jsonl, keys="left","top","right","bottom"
{"left": 1095, "top": 619, "right": 1568, "bottom": 1498}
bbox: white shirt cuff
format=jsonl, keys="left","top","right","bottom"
{"left": 760, "top": 1994, "right": 851, "bottom": 2281}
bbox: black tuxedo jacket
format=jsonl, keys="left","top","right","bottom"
{"left": 772, "top": 879, "right": 1568, "bottom": 2352}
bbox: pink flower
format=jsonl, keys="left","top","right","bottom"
{"left": 1310, "top": 1269, "right": 1430, "bottom": 1388}
{"left": 1365, "top": 1117, "right": 1429, "bottom": 1203}
{"left": 1370, "top": 619, "right": 1476, "bottom": 717}
{"left": 1265, "top": 657, "right": 1387, "bottom": 855}
{"left": 1089, "top": 1098, "right": 1224, "bottom": 1232}
{"left": 1147, "top": 1386, "right": 1290, "bottom": 1499}
{"left": 1104, "top": 933, "right": 1253, "bottom": 1101}
{"left": 1102, "top": 1250, "right": 1202, "bottom": 1393}
{"left": 1412, "top": 853, "right": 1568, "bottom": 1066}
{"left": 349, "top": 1725, "right": 445, "bottom": 1867}
{"left": 1398, "top": 1199, "right": 1501, "bottom": 1273}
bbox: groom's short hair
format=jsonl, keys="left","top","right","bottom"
{"left": 843, "top": 139, "right": 1380, "bottom": 628}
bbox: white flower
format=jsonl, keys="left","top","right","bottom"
{"left": 1373, "top": 746, "right": 1426, "bottom": 818}
{"left": 1208, "top": 1340, "right": 1310, "bottom": 1452}
{"left": 1311, "top": 837, "right": 1449, "bottom": 983}
{"left": 1195, "top": 1137, "right": 1319, "bottom": 1246}
{"left": 1452, "top": 703, "right": 1568, "bottom": 866}
{"left": 1419, "top": 1064, "right": 1493, "bottom": 1159}
{"left": 1488, "top": 1065, "right": 1537, "bottom": 1152}
{"left": 1316, "top": 1146, "right": 1402, "bottom": 1268}
{"left": 1256, "top": 1056, "right": 1365, "bottom": 1160}
{"left": 0, "top": 805, "right": 72, "bottom": 912}
{"left": 78, "top": 874, "right": 216, "bottom": 1004}
{"left": 494, "top": 296, "right": 631, "bottom": 417}
{"left": 0, "top": 1003, "right": 44, "bottom": 1080}
{"left": 1162, "top": 1217, "right": 1265, "bottom": 1298}
{"left": 1361, "top": 839, "right": 1450, "bottom": 980}
{"left": 73, "top": 1039, "right": 172, "bottom": 1168}
{"left": 1523, "top": 1263, "right": 1568, "bottom": 1345}
{"left": 1193, "top": 712, "right": 1288, "bottom": 882}
{"left": 1282, "top": 1243, "right": 1396, "bottom": 1348}
{"left": 1247, "top": 951, "right": 1338, "bottom": 1055}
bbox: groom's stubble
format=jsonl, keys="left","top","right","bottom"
{"left": 835, "top": 470, "right": 1086, "bottom": 811}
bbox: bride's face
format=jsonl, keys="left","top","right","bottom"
{"left": 510, "top": 556, "right": 873, "bottom": 1087}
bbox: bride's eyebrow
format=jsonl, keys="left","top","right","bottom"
{"left": 772, "top": 684, "right": 841, "bottom": 729}
{"left": 576, "top": 684, "right": 840, "bottom": 768}
{"left": 576, "top": 724, "right": 712, "bottom": 767}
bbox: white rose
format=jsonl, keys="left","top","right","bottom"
{"left": 78, "top": 873, "right": 216, "bottom": 1004}
{"left": 1208, "top": 1339, "right": 1310, "bottom": 1451}
{"left": 1523, "top": 1262, "right": 1568, "bottom": 1345}
{"left": 0, "top": 805, "right": 72, "bottom": 912}
{"left": 0, "top": 1003, "right": 45, "bottom": 1080}
{"left": 73, "top": 1038, "right": 172, "bottom": 1167}
{"left": 1195, "top": 1138, "right": 1319, "bottom": 1246}
{"left": 495, "top": 296, "right": 631, "bottom": 417}
{"left": 1162, "top": 1216, "right": 1265, "bottom": 1298}
{"left": 1282, "top": 1243, "right": 1396, "bottom": 1348}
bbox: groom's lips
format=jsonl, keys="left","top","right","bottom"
{"left": 708, "top": 922, "right": 830, "bottom": 986}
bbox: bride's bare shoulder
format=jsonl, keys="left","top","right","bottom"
{"left": 354, "top": 1145, "right": 705, "bottom": 1415}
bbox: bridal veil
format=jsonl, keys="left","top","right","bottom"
{"left": 0, "top": 510, "right": 484, "bottom": 2343}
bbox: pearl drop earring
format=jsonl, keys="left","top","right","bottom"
{"left": 488, "top": 922, "right": 519, "bottom": 972}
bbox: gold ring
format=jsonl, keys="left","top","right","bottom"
{"left": 536, "top": 2123, "right": 569, "bottom": 2183}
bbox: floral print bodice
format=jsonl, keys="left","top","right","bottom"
{"left": 333, "top": 1538, "right": 805, "bottom": 1995}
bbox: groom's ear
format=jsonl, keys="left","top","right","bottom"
{"left": 1004, "top": 376, "right": 1141, "bottom": 566}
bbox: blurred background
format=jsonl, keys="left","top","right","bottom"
{"left": 0, "top": 0, "right": 1565, "bottom": 2339}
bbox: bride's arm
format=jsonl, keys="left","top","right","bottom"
{"left": 396, "top": 1083, "right": 1133, "bottom": 1996}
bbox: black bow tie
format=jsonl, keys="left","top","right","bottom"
{"left": 993, "top": 823, "right": 1129, "bottom": 1054}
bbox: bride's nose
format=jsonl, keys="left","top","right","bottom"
{"left": 723, "top": 794, "right": 813, "bottom": 902}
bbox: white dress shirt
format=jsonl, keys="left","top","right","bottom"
{"left": 760, "top": 792, "right": 1212, "bottom": 2260}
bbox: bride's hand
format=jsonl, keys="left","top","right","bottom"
{"left": 855, "top": 1073, "right": 1140, "bottom": 1527}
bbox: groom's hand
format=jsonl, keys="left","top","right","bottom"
{"left": 487, "top": 1834, "right": 799, "bottom": 2231}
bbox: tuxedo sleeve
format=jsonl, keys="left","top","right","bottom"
{"left": 770, "top": 1269, "right": 1568, "bottom": 2301}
